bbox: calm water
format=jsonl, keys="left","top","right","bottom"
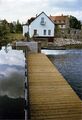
{"left": 0, "top": 46, "right": 25, "bottom": 119}
{"left": 42, "top": 49, "right": 82, "bottom": 100}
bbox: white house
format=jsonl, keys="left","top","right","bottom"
{"left": 23, "top": 12, "right": 55, "bottom": 38}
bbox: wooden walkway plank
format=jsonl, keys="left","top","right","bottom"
{"left": 28, "top": 53, "right": 82, "bottom": 120}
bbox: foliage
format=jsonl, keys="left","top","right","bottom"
{"left": 69, "top": 16, "right": 81, "bottom": 29}
{"left": 63, "top": 44, "right": 82, "bottom": 49}
{"left": 15, "top": 20, "right": 22, "bottom": 33}
{"left": 55, "top": 24, "right": 61, "bottom": 37}
{"left": 0, "top": 20, "right": 10, "bottom": 46}
{"left": 8, "top": 33, "right": 24, "bottom": 41}
{"left": 9, "top": 23, "right": 15, "bottom": 33}
{"left": 0, "top": 19, "right": 23, "bottom": 47}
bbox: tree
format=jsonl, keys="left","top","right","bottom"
{"left": 0, "top": 20, "right": 10, "bottom": 46}
{"left": 15, "top": 20, "right": 22, "bottom": 33}
{"left": 1, "top": 20, "right": 10, "bottom": 34}
{"left": 0, "top": 19, "right": 23, "bottom": 47}
{"left": 69, "top": 16, "right": 81, "bottom": 29}
{"left": 55, "top": 24, "right": 60, "bottom": 33}
{"left": 55, "top": 24, "right": 61, "bottom": 37}
{"left": 9, "top": 23, "right": 15, "bottom": 33}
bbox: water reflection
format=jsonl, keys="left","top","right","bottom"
{"left": 0, "top": 46, "right": 25, "bottom": 119}
{"left": 42, "top": 49, "right": 82, "bottom": 100}
{"left": 0, "top": 46, "right": 25, "bottom": 66}
{"left": 0, "top": 46, "right": 25, "bottom": 98}
{"left": 0, "top": 64, "right": 24, "bottom": 98}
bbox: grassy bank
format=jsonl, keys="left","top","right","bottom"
{"left": 42, "top": 44, "right": 82, "bottom": 50}
{"left": 0, "top": 33, "right": 25, "bottom": 47}
{"left": 62, "top": 44, "right": 82, "bottom": 49}
{"left": 7, "top": 33, "right": 24, "bottom": 42}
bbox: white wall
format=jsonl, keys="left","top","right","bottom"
{"left": 29, "top": 13, "right": 55, "bottom": 37}
{"left": 23, "top": 25, "right": 28, "bottom": 36}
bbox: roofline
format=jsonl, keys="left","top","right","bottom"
{"left": 22, "top": 24, "right": 28, "bottom": 26}
{"left": 30, "top": 11, "right": 55, "bottom": 25}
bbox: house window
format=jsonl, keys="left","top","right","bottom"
{"left": 48, "top": 30, "right": 51, "bottom": 35}
{"left": 43, "top": 29, "right": 46, "bottom": 35}
{"left": 41, "top": 17, "right": 46, "bottom": 25}
{"left": 34, "top": 29, "right": 37, "bottom": 35}
{"left": 41, "top": 17, "right": 44, "bottom": 23}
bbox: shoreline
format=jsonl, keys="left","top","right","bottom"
{"left": 42, "top": 44, "right": 82, "bottom": 50}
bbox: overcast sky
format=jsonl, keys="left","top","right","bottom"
{"left": 0, "top": 0, "right": 81, "bottom": 23}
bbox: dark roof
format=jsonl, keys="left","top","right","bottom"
{"left": 27, "top": 12, "right": 55, "bottom": 25}
{"left": 27, "top": 17, "right": 35, "bottom": 25}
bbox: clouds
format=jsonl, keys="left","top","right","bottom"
{"left": 47, "top": 0, "right": 81, "bottom": 20}
{"left": 0, "top": 65, "right": 25, "bottom": 98}
{"left": 0, "top": 46, "right": 25, "bottom": 66}
{"left": 0, "top": 47, "right": 25, "bottom": 98}
{"left": 48, "top": 0, "right": 82, "bottom": 12}
{"left": 0, "top": 0, "right": 81, "bottom": 22}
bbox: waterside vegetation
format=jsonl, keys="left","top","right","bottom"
{"left": 0, "top": 20, "right": 24, "bottom": 46}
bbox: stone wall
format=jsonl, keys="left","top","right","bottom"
{"left": 55, "top": 28, "right": 82, "bottom": 40}
{"left": 53, "top": 38, "right": 82, "bottom": 46}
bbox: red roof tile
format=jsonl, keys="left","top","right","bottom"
{"left": 50, "top": 15, "right": 68, "bottom": 22}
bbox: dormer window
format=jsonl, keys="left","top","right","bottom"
{"left": 41, "top": 17, "right": 44, "bottom": 22}
{"left": 40, "top": 17, "right": 46, "bottom": 25}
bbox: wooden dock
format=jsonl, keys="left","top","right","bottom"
{"left": 27, "top": 53, "right": 82, "bottom": 120}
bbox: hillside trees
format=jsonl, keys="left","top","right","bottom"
{"left": 69, "top": 16, "right": 81, "bottom": 29}
{"left": 0, "top": 20, "right": 22, "bottom": 46}
{"left": 15, "top": 20, "right": 22, "bottom": 33}
{"left": 9, "top": 22, "right": 15, "bottom": 33}
{"left": 0, "top": 20, "right": 10, "bottom": 46}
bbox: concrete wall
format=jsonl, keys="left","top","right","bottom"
{"left": 16, "top": 41, "right": 40, "bottom": 53}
